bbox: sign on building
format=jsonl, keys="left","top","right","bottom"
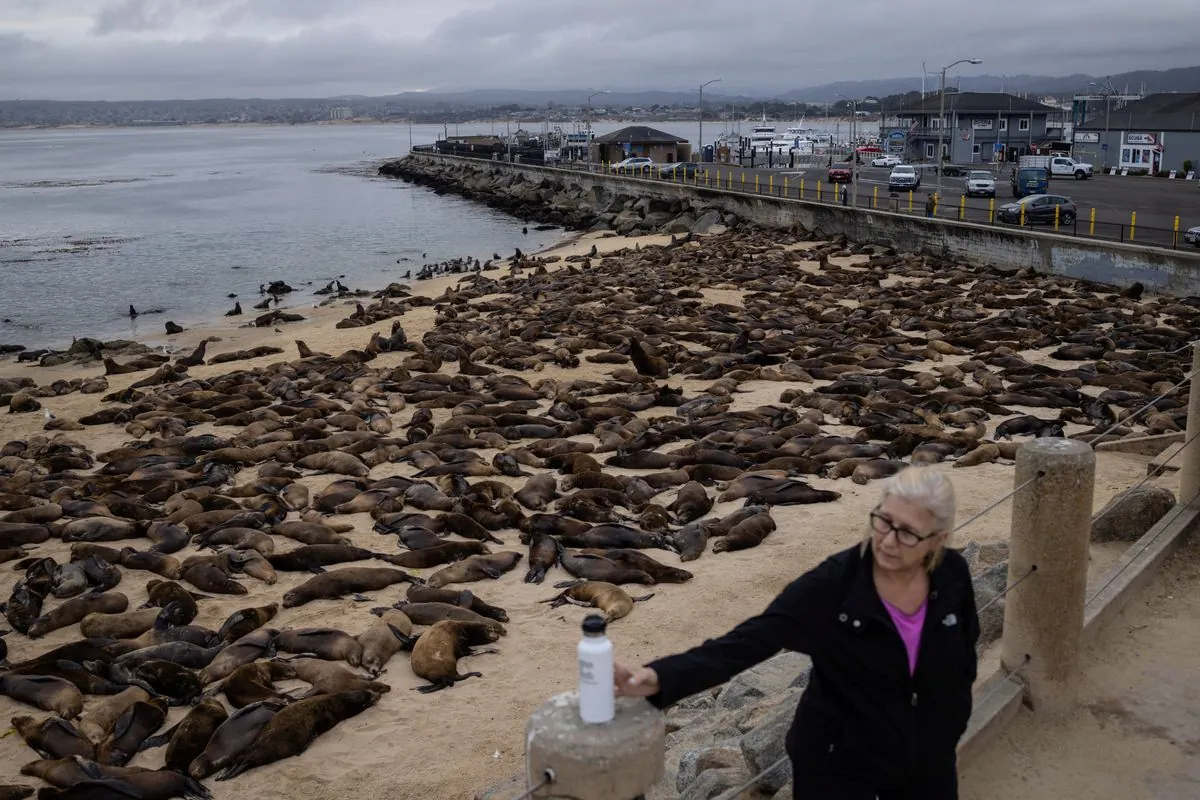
{"left": 1125, "top": 133, "right": 1157, "bottom": 145}
{"left": 971, "top": 118, "right": 994, "bottom": 130}
{"left": 1073, "top": 132, "right": 1100, "bottom": 143}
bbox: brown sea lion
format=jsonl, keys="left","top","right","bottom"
{"left": 539, "top": 580, "right": 653, "bottom": 622}
{"left": 410, "top": 620, "right": 500, "bottom": 693}
{"left": 77, "top": 687, "right": 152, "bottom": 744}
{"left": 267, "top": 544, "right": 384, "bottom": 572}
{"left": 954, "top": 443, "right": 1001, "bottom": 468}
{"left": 405, "top": 585, "right": 509, "bottom": 623}
{"left": 513, "top": 473, "right": 559, "bottom": 510}
{"left": 425, "top": 551, "right": 523, "bottom": 589}
{"left": 271, "top": 521, "right": 350, "bottom": 546}
{"left": 141, "top": 581, "right": 200, "bottom": 625}
{"left": 390, "top": 602, "right": 506, "bottom": 637}
{"left": 281, "top": 658, "right": 390, "bottom": 698}
{"left": 120, "top": 549, "right": 182, "bottom": 579}
{"left": 666, "top": 481, "right": 713, "bottom": 523}
{"left": 712, "top": 512, "right": 777, "bottom": 553}
{"left": 356, "top": 609, "right": 415, "bottom": 674}
{"left": 181, "top": 563, "right": 247, "bottom": 595}
{"left": 215, "top": 689, "right": 383, "bottom": 780}
{"left": 96, "top": 697, "right": 169, "bottom": 766}
{"left": 274, "top": 628, "right": 363, "bottom": 666}
{"left": 151, "top": 699, "right": 230, "bottom": 773}
{"left": 216, "top": 604, "right": 279, "bottom": 643}
{"left": 558, "top": 551, "right": 655, "bottom": 585}
{"left": 36, "top": 768, "right": 212, "bottom": 799}
{"left": 206, "top": 663, "right": 292, "bottom": 709}
{"left": 591, "top": 549, "right": 694, "bottom": 583}
{"left": 188, "top": 699, "right": 286, "bottom": 780}
{"left": 282, "top": 567, "right": 420, "bottom": 608}
{"left": 18, "top": 757, "right": 152, "bottom": 788}
{"left": 198, "top": 628, "right": 279, "bottom": 684}
{"left": 385, "top": 540, "right": 491, "bottom": 569}
{"left": 850, "top": 459, "right": 909, "bottom": 485}
{"left": 0, "top": 675, "right": 84, "bottom": 719}
{"left": 27, "top": 591, "right": 129, "bottom": 639}
{"left": 524, "top": 532, "right": 560, "bottom": 584}
{"left": 11, "top": 716, "right": 94, "bottom": 760}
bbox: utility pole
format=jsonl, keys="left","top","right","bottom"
{"left": 586, "top": 89, "right": 608, "bottom": 165}
{"left": 935, "top": 57, "right": 983, "bottom": 202}
{"left": 699, "top": 78, "right": 721, "bottom": 163}
{"left": 1089, "top": 77, "right": 1116, "bottom": 170}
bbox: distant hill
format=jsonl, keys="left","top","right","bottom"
{"left": 777, "top": 65, "right": 1200, "bottom": 102}
{"left": 376, "top": 88, "right": 760, "bottom": 108}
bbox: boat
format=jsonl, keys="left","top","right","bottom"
{"left": 747, "top": 120, "right": 777, "bottom": 151}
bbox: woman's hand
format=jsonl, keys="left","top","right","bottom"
{"left": 614, "top": 662, "right": 659, "bottom": 697}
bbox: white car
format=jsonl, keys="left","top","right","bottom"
{"left": 888, "top": 164, "right": 921, "bottom": 190}
{"left": 872, "top": 154, "right": 902, "bottom": 168}
{"left": 965, "top": 170, "right": 996, "bottom": 198}
{"left": 1185, "top": 225, "right": 1200, "bottom": 247}
{"left": 610, "top": 157, "right": 654, "bottom": 175}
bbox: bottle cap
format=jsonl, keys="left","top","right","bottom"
{"left": 582, "top": 614, "right": 607, "bottom": 635}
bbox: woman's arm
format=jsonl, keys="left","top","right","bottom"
{"left": 961, "top": 561, "right": 981, "bottom": 687}
{"left": 642, "top": 559, "right": 834, "bottom": 709}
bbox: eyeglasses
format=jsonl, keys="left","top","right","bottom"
{"left": 869, "top": 508, "right": 935, "bottom": 548}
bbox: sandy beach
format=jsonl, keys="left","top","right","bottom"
{"left": 0, "top": 227, "right": 1183, "bottom": 800}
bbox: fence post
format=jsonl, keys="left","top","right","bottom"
{"left": 959, "top": 194, "right": 965, "bottom": 220}
{"left": 873, "top": 186, "right": 878, "bottom": 209}
{"left": 988, "top": 197, "right": 995, "bottom": 223}
{"left": 1174, "top": 215, "right": 1181, "bottom": 248}
{"left": 1130, "top": 211, "right": 1137, "bottom": 241}
{"left": 525, "top": 692, "right": 664, "bottom": 800}
{"left": 1089, "top": 207, "right": 1095, "bottom": 236}
{"left": 908, "top": 190, "right": 913, "bottom": 212}
{"left": 1001, "top": 438, "right": 1096, "bottom": 718}
{"left": 1176, "top": 343, "right": 1200, "bottom": 502}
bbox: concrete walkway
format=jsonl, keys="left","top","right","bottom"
{"left": 960, "top": 534, "right": 1200, "bottom": 800}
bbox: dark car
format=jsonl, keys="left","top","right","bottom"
{"left": 659, "top": 162, "right": 704, "bottom": 179}
{"left": 827, "top": 163, "right": 853, "bottom": 183}
{"left": 996, "top": 194, "right": 1077, "bottom": 226}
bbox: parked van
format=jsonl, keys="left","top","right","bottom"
{"left": 1010, "top": 166, "right": 1049, "bottom": 198}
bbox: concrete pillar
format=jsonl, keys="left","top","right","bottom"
{"left": 1001, "top": 438, "right": 1095, "bottom": 717}
{"left": 1175, "top": 342, "right": 1200, "bottom": 502}
{"left": 525, "top": 691, "right": 664, "bottom": 800}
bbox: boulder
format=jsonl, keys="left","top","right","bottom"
{"left": 676, "top": 744, "right": 747, "bottom": 794}
{"left": 972, "top": 560, "right": 1008, "bottom": 647}
{"left": 1090, "top": 485, "right": 1176, "bottom": 543}
{"left": 716, "top": 652, "right": 809, "bottom": 712}
{"left": 960, "top": 540, "right": 1010, "bottom": 575}
{"left": 473, "top": 774, "right": 525, "bottom": 800}
{"left": 666, "top": 215, "right": 695, "bottom": 234}
{"left": 614, "top": 210, "right": 644, "bottom": 235}
{"left": 692, "top": 210, "right": 723, "bottom": 234}
{"left": 641, "top": 212, "right": 674, "bottom": 230}
{"left": 738, "top": 687, "right": 804, "bottom": 794}
{"left": 679, "top": 767, "right": 754, "bottom": 800}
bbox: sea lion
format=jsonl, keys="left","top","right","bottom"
{"left": 216, "top": 604, "right": 279, "bottom": 642}
{"left": 671, "top": 518, "right": 716, "bottom": 562}
{"left": 592, "top": 549, "right": 694, "bottom": 583}
{"left": 513, "top": 473, "right": 559, "bottom": 510}
{"left": 207, "top": 662, "right": 293, "bottom": 709}
{"left": 410, "top": 620, "right": 500, "bottom": 693}
{"left": 712, "top": 512, "right": 777, "bottom": 553}
{"left": 141, "top": 580, "right": 199, "bottom": 625}
{"left": 385, "top": 540, "right": 491, "bottom": 569}
{"left": 523, "top": 532, "right": 560, "bottom": 584}
{"left": 113, "top": 640, "right": 222, "bottom": 670}
{"left": 953, "top": 443, "right": 1002, "bottom": 468}
{"left": 18, "top": 757, "right": 152, "bottom": 788}
{"left": 35, "top": 769, "right": 212, "bottom": 800}
{"left": 198, "top": 628, "right": 279, "bottom": 684}
{"left": 11, "top": 716, "right": 94, "bottom": 760}
{"left": 666, "top": 481, "right": 713, "bottom": 523}
{"left": 543, "top": 577, "right": 655, "bottom": 619}
{"left": 558, "top": 524, "right": 674, "bottom": 552}
{"left": 0, "top": 675, "right": 84, "bottom": 719}
{"left": 356, "top": 609, "right": 416, "bottom": 674}
{"left": 390, "top": 602, "right": 506, "bottom": 637}
{"left": 271, "top": 521, "right": 350, "bottom": 546}
{"left": 558, "top": 552, "right": 655, "bottom": 586}
{"left": 188, "top": 699, "right": 286, "bottom": 780}
{"left": 0, "top": 785, "right": 32, "bottom": 800}
{"left": 438, "top": 511, "right": 504, "bottom": 544}
{"left": 295, "top": 451, "right": 371, "bottom": 477}
{"left": 180, "top": 563, "right": 247, "bottom": 595}
{"left": 405, "top": 585, "right": 509, "bottom": 623}
{"left": 274, "top": 628, "right": 364, "bottom": 666}
{"left": 107, "top": 660, "right": 201, "bottom": 707}
{"left": 77, "top": 687, "right": 152, "bottom": 744}
{"left": 215, "top": 689, "right": 383, "bottom": 779}
{"left": 267, "top": 545, "right": 385, "bottom": 572}
{"left": 425, "top": 551, "right": 523, "bottom": 589}
{"left": 27, "top": 591, "right": 129, "bottom": 639}
{"left": 850, "top": 459, "right": 909, "bottom": 485}
{"left": 281, "top": 658, "right": 391, "bottom": 698}
{"left": 95, "top": 697, "right": 166, "bottom": 765}
{"left": 146, "top": 521, "right": 191, "bottom": 555}
{"left": 282, "top": 567, "right": 420, "bottom": 608}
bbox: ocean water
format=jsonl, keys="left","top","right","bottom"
{"left": 0, "top": 124, "right": 565, "bottom": 350}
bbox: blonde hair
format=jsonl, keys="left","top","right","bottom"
{"left": 861, "top": 467, "right": 957, "bottom": 572}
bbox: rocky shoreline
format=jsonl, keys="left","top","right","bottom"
{"left": 379, "top": 156, "right": 741, "bottom": 237}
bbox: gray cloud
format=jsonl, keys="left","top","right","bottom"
{"left": 1, "top": 0, "right": 1196, "bottom": 100}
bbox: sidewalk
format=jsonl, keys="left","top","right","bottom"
{"left": 960, "top": 534, "right": 1200, "bottom": 800}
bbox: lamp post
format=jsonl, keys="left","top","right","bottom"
{"left": 935, "top": 57, "right": 982, "bottom": 201}
{"left": 1088, "top": 78, "right": 1114, "bottom": 170}
{"left": 699, "top": 78, "right": 721, "bottom": 163}
{"left": 585, "top": 89, "right": 608, "bottom": 165}
{"left": 838, "top": 94, "right": 879, "bottom": 208}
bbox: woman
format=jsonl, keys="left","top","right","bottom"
{"left": 615, "top": 468, "right": 979, "bottom": 799}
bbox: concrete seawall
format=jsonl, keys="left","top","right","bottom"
{"left": 383, "top": 153, "right": 1200, "bottom": 297}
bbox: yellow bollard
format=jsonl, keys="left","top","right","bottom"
{"left": 1089, "top": 207, "right": 1096, "bottom": 236}
{"left": 1054, "top": 203, "right": 1060, "bottom": 230}
{"left": 741, "top": 173, "right": 746, "bottom": 190}
{"left": 959, "top": 194, "right": 966, "bottom": 221}
{"left": 873, "top": 186, "right": 878, "bottom": 209}
{"left": 1130, "top": 211, "right": 1137, "bottom": 241}
{"left": 908, "top": 190, "right": 913, "bottom": 212}
{"left": 800, "top": 179, "right": 805, "bottom": 199}
{"left": 988, "top": 197, "right": 995, "bottom": 224}
{"left": 755, "top": 175, "right": 760, "bottom": 193}
{"left": 817, "top": 181, "right": 823, "bottom": 202}
{"left": 1174, "top": 215, "right": 1180, "bottom": 247}
{"left": 705, "top": 171, "right": 710, "bottom": 187}
{"left": 769, "top": 175, "right": 774, "bottom": 195}
{"left": 784, "top": 177, "right": 789, "bottom": 197}
{"left": 1020, "top": 203, "right": 1025, "bottom": 227}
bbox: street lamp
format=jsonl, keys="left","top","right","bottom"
{"left": 935, "top": 57, "right": 982, "bottom": 201}
{"left": 1088, "top": 78, "right": 1114, "bottom": 169}
{"left": 699, "top": 78, "right": 721, "bottom": 163}
{"left": 838, "top": 94, "right": 879, "bottom": 208}
{"left": 585, "top": 89, "right": 608, "bottom": 164}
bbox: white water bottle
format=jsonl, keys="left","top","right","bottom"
{"left": 578, "top": 614, "right": 614, "bottom": 724}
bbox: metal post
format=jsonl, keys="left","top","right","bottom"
{"left": 1001, "top": 438, "right": 1096, "bottom": 717}
{"left": 850, "top": 99, "right": 858, "bottom": 208}
{"left": 936, "top": 68, "right": 947, "bottom": 201}
{"left": 699, "top": 78, "right": 721, "bottom": 166}
{"left": 1177, "top": 343, "right": 1200, "bottom": 502}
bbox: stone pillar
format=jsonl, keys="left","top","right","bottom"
{"left": 1175, "top": 342, "right": 1200, "bottom": 503}
{"left": 525, "top": 691, "right": 664, "bottom": 800}
{"left": 1001, "top": 438, "right": 1096, "bottom": 717}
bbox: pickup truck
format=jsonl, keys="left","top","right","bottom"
{"left": 1019, "top": 155, "right": 1094, "bottom": 180}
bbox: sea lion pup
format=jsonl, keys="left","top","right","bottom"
{"left": 385, "top": 540, "right": 492, "bottom": 569}
{"left": 187, "top": 699, "right": 286, "bottom": 780}
{"left": 589, "top": 548, "right": 694, "bottom": 584}
{"left": 198, "top": 628, "right": 279, "bottom": 684}
{"left": 712, "top": 511, "right": 778, "bottom": 553}
{"left": 539, "top": 580, "right": 653, "bottom": 622}
{"left": 11, "top": 716, "right": 95, "bottom": 760}
{"left": 215, "top": 689, "right": 383, "bottom": 780}
{"left": 280, "top": 657, "right": 390, "bottom": 698}
{"left": 27, "top": 591, "right": 129, "bottom": 639}
{"left": 666, "top": 481, "right": 713, "bottom": 524}
{"left": 19, "top": 757, "right": 152, "bottom": 788}
{"left": 425, "top": 551, "right": 524, "bottom": 589}
{"left": 204, "top": 662, "right": 293, "bottom": 709}
{"left": 273, "top": 628, "right": 364, "bottom": 666}
{"left": 405, "top": 585, "right": 509, "bottom": 623}
{"left": 357, "top": 609, "right": 415, "bottom": 674}
{"left": 281, "top": 567, "right": 421, "bottom": 608}
{"left": 389, "top": 602, "right": 506, "bottom": 637}
{"left": 513, "top": 472, "right": 559, "bottom": 511}
{"left": 0, "top": 675, "right": 84, "bottom": 719}
{"left": 524, "top": 532, "right": 560, "bottom": 584}
{"left": 558, "top": 551, "right": 655, "bottom": 586}
{"left": 34, "top": 769, "right": 212, "bottom": 800}
{"left": 410, "top": 620, "right": 501, "bottom": 693}
{"left": 136, "top": 699, "right": 228, "bottom": 774}
{"left": 77, "top": 687, "right": 151, "bottom": 744}
{"left": 216, "top": 603, "right": 279, "bottom": 643}
{"left": 96, "top": 697, "right": 168, "bottom": 766}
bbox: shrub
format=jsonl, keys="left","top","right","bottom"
{"left": 1183, "top": 159, "right": 1194, "bottom": 174}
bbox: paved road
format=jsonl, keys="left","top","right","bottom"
{"left": 698, "top": 162, "right": 1200, "bottom": 249}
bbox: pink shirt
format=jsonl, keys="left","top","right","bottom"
{"left": 882, "top": 598, "right": 927, "bottom": 675}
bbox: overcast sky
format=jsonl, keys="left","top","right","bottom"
{"left": 2, "top": 0, "right": 1196, "bottom": 101}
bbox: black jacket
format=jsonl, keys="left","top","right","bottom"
{"left": 646, "top": 544, "right": 979, "bottom": 787}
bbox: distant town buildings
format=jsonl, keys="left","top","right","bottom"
{"left": 329, "top": 107, "right": 353, "bottom": 121}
